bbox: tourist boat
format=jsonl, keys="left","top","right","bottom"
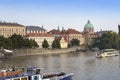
{"left": 0, "top": 66, "right": 74, "bottom": 80}
{"left": 96, "top": 49, "right": 119, "bottom": 58}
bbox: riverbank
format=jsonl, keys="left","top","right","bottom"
{"left": 13, "top": 47, "right": 81, "bottom": 57}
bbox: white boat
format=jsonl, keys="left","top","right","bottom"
{"left": 3, "top": 49, "right": 13, "bottom": 53}
{"left": 0, "top": 66, "right": 74, "bottom": 80}
{"left": 96, "top": 49, "right": 119, "bottom": 58}
{"left": 0, "top": 49, "right": 14, "bottom": 58}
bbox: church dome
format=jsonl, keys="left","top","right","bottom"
{"left": 84, "top": 20, "right": 94, "bottom": 29}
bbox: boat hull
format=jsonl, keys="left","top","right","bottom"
{"left": 60, "top": 73, "right": 74, "bottom": 80}
{"left": 96, "top": 49, "right": 119, "bottom": 58}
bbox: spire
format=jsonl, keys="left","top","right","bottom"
{"left": 62, "top": 26, "right": 64, "bottom": 31}
{"left": 57, "top": 26, "right": 60, "bottom": 31}
{"left": 42, "top": 25, "right": 43, "bottom": 29}
{"left": 88, "top": 20, "right": 90, "bottom": 24}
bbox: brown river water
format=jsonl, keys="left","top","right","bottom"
{"left": 0, "top": 49, "right": 120, "bottom": 80}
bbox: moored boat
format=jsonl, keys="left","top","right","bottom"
{"left": 0, "top": 66, "right": 74, "bottom": 80}
{"left": 96, "top": 49, "right": 119, "bottom": 58}
{"left": 0, "top": 67, "right": 24, "bottom": 78}
{"left": 0, "top": 49, "right": 14, "bottom": 59}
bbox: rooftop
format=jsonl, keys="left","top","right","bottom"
{"left": 26, "top": 26, "right": 46, "bottom": 31}
{"left": 48, "top": 29, "right": 81, "bottom": 34}
{"left": 84, "top": 20, "right": 94, "bottom": 29}
{"left": 27, "top": 33, "right": 54, "bottom": 37}
{"left": 0, "top": 22, "right": 24, "bottom": 27}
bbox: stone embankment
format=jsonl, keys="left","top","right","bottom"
{"left": 13, "top": 47, "right": 80, "bottom": 57}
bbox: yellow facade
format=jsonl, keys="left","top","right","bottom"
{"left": 0, "top": 25, "right": 26, "bottom": 37}
{"left": 68, "top": 34, "right": 85, "bottom": 45}
{"left": 60, "top": 37, "right": 68, "bottom": 48}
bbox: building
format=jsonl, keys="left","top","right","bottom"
{"left": 84, "top": 20, "right": 94, "bottom": 34}
{"left": 83, "top": 20, "right": 97, "bottom": 45}
{"left": 96, "top": 30, "right": 115, "bottom": 37}
{"left": 60, "top": 37, "right": 68, "bottom": 48}
{"left": 64, "top": 29, "right": 84, "bottom": 45}
{"left": 27, "top": 33, "right": 54, "bottom": 48}
{"left": 48, "top": 28, "right": 84, "bottom": 46}
{"left": 0, "top": 22, "right": 26, "bottom": 37}
{"left": 118, "top": 24, "right": 120, "bottom": 36}
{"left": 26, "top": 26, "right": 47, "bottom": 34}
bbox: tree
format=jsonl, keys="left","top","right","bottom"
{"left": 42, "top": 39, "right": 49, "bottom": 49}
{"left": 23, "top": 39, "right": 39, "bottom": 48}
{"left": 32, "top": 39, "right": 39, "bottom": 48}
{"left": 52, "top": 39, "right": 60, "bottom": 49}
{"left": 10, "top": 34, "right": 39, "bottom": 49}
{"left": 0, "top": 34, "right": 39, "bottom": 49}
{"left": 70, "top": 38, "right": 80, "bottom": 47}
{"left": 0, "top": 36, "right": 12, "bottom": 49}
{"left": 92, "top": 31, "right": 120, "bottom": 50}
{"left": 10, "top": 34, "right": 23, "bottom": 48}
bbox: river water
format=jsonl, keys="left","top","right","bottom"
{"left": 0, "top": 51, "right": 120, "bottom": 80}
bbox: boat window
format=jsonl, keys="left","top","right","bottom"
{"left": 13, "top": 78, "right": 20, "bottom": 80}
{"left": 21, "top": 77, "right": 28, "bottom": 80}
{"left": 33, "top": 75, "right": 39, "bottom": 80}
{"left": 36, "top": 69, "right": 41, "bottom": 74}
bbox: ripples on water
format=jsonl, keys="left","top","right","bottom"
{"left": 0, "top": 51, "right": 120, "bottom": 80}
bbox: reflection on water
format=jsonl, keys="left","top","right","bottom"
{"left": 0, "top": 51, "right": 120, "bottom": 80}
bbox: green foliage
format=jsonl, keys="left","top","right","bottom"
{"left": 0, "top": 34, "right": 39, "bottom": 49}
{"left": 70, "top": 38, "right": 80, "bottom": 47}
{"left": 52, "top": 39, "right": 60, "bottom": 49}
{"left": 23, "top": 39, "right": 39, "bottom": 48}
{"left": 0, "top": 36, "right": 12, "bottom": 49}
{"left": 42, "top": 39, "right": 49, "bottom": 49}
{"left": 10, "top": 34, "right": 24, "bottom": 48}
{"left": 92, "top": 31, "right": 120, "bottom": 50}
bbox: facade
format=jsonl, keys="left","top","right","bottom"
{"left": 48, "top": 28, "right": 84, "bottom": 46}
{"left": 26, "top": 26, "right": 47, "bottom": 34}
{"left": 118, "top": 24, "right": 120, "bottom": 36}
{"left": 83, "top": 20, "right": 97, "bottom": 45}
{"left": 60, "top": 37, "right": 68, "bottom": 48}
{"left": 0, "top": 22, "right": 26, "bottom": 37}
{"left": 63, "top": 29, "right": 84, "bottom": 45}
{"left": 27, "top": 33, "right": 54, "bottom": 48}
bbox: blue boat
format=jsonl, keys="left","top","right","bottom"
{"left": 0, "top": 66, "right": 74, "bottom": 80}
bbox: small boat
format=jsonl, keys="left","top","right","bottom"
{"left": 1, "top": 49, "right": 13, "bottom": 55}
{"left": 0, "top": 49, "right": 14, "bottom": 58}
{"left": 96, "top": 49, "right": 119, "bottom": 58}
{"left": 0, "top": 66, "right": 74, "bottom": 80}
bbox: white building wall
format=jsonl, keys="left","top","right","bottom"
{"left": 28, "top": 36, "right": 55, "bottom": 48}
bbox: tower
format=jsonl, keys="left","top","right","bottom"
{"left": 84, "top": 20, "right": 94, "bottom": 33}
{"left": 84, "top": 20, "right": 94, "bottom": 45}
{"left": 118, "top": 24, "right": 120, "bottom": 36}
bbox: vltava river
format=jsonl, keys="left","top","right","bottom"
{"left": 0, "top": 51, "right": 120, "bottom": 80}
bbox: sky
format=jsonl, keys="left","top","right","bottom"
{"left": 0, "top": 0, "right": 120, "bottom": 32}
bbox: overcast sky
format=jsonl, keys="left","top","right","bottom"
{"left": 0, "top": 0, "right": 120, "bottom": 32}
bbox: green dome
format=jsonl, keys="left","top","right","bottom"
{"left": 84, "top": 20, "right": 94, "bottom": 29}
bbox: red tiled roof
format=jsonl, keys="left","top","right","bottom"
{"left": 65, "top": 29, "right": 81, "bottom": 34}
{"left": 48, "top": 29, "right": 61, "bottom": 34}
{"left": 48, "top": 29, "right": 81, "bottom": 35}
{"left": 27, "top": 33, "right": 54, "bottom": 37}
